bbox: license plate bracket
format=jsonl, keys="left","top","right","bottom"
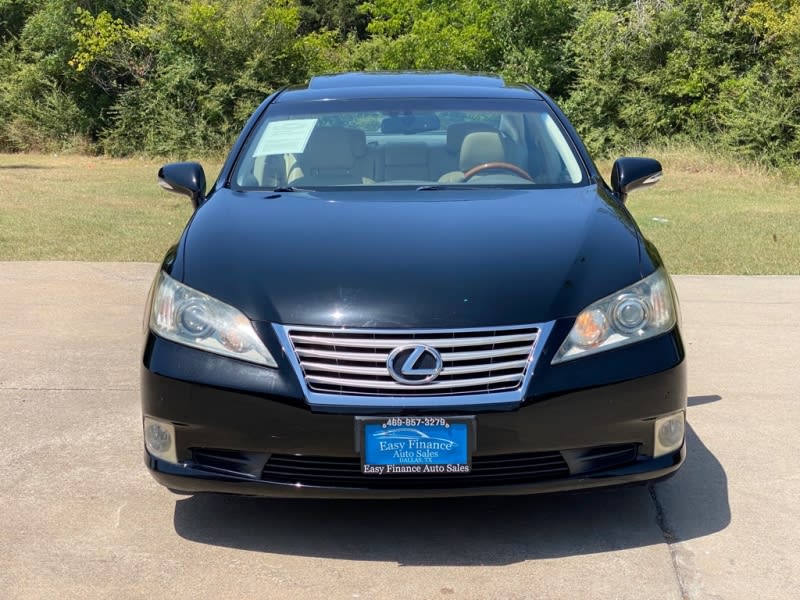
{"left": 356, "top": 416, "right": 475, "bottom": 475}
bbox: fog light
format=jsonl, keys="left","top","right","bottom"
{"left": 143, "top": 417, "right": 178, "bottom": 463}
{"left": 653, "top": 412, "right": 685, "bottom": 457}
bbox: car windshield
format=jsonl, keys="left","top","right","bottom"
{"left": 232, "top": 97, "right": 586, "bottom": 190}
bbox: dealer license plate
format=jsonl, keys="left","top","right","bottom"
{"left": 358, "top": 416, "right": 474, "bottom": 475}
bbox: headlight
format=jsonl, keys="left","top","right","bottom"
{"left": 149, "top": 271, "right": 277, "bottom": 367}
{"left": 552, "top": 268, "right": 677, "bottom": 364}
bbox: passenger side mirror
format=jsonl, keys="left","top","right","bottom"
{"left": 610, "top": 157, "right": 662, "bottom": 203}
{"left": 158, "top": 162, "right": 206, "bottom": 209}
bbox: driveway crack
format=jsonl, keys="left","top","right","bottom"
{"left": 649, "top": 483, "right": 690, "bottom": 600}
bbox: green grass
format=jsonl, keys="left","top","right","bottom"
{"left": 601, "top": 147, "right": 800, "bottom": 274}
{"left": 0, "top": 149, "right": 798, "bottom": 273}
{"left": 0, "top": 154, "right": 221, "bottom": 262}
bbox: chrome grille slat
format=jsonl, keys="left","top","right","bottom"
{"left": 296, "top": 348, "right": 391, "bottom": 362}
{"left": 285, "top": 324, "right": 540, "bottom": 397}
{"left": 306, "top": 372, "right": 523, "bottom": 391}
{"left": 302, "top": 362, "right": 390, "bottom": 376}
{"left": 289, "top": 331, "right": 536, "bottom": 349}
{"left": 302, "top": 358, "right": 529, "bottom": 377}
{"left": 295, "top": 344, "right": 533, "bottom": 363}
{"left": 440, "top": 359, "right": 529, "bottom": 376}
{"left": 442, "top": 345, "right": 533, "bottom": 361}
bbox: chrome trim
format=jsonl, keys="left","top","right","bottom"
{"left": 296, "top": 348, "right": 391, "bottom": 362}
{"left": 642, "top": 172, "right": 663, "bottom": 185}
{"left": 306, "top": 372, "right": 522, "bottom": 391}
{"left": 293, "top": 344, "right": 533, "bottom": 362}
{"left": 299, "top": 358, "right": 528, "bottom": 377}
{"left": 442, "top": 346, "right": 533, "bottom": 361}
{"left": 386, "top": 345, "right": 444, "bottom": 385}
{"left": 272, "top": 322, "right": 556, "bottom": 409}
{"left": 287, "top": 331, "right": 536, "bottom": 348}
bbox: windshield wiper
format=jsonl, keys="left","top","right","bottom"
{"left": 271, "top": 185, "right": 311, "bottom": 193}
{"left": 416, "top": 184, "right": 484, "bottom": 191}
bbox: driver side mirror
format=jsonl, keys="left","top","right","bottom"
{"left": 158, "top": 162, "right": 206, "bottom": 209}
{"left": 610, "top": 157, "right": 662, "bottom": 203}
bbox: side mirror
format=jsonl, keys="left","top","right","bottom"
{"left": 158, "top": 162, "right": 206, "bottom": 209}
{"left": 610, "top": 157, "right": 662, "bottom": 203}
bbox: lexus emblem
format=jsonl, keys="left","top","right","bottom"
{"left": 387, "top": 344, "right": 443, "bottom": 385}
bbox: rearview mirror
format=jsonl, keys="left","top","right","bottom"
{"left": 380, "top": 114, "right": 441, "bottom": 134}
{"left": 610, "top": 157, "right": 662, "bottom": 203}
{"left": 158, "top": 162, "right": 206, "bottom": 209}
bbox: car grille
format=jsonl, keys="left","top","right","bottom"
{"left": 284, "top": 325, "right": 540, "bottom": 397}
{"left": 261, "top": 452, "right": 571, "bottom": 489}
{"left": 190, "top": 444, "right": 640, "bottom": 489}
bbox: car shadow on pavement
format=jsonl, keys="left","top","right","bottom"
{"left": 173, "top": 402, "right": 729, "bottom": 565}
{"left": 687, "top": 394, "right": 722, "bottom": 407}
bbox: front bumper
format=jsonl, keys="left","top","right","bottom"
{"left": 147, "top": 446, "right": 684, "bottom": 499}
{"left": 142, "top": 331, "right": 687, "bottom": 498}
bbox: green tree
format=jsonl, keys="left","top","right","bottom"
{"left": 297, "top": 0, "right": 367, "bottom": 38}
{"left": 0, "top": 0, "right": 798, "bottom": 166}
{"left": 69, "top": 0, "right": 311, "bottom": 155}
{"left": 0, "top": 0, "right": 38, "bottom": 42}
{"left": 720, "top": 0, "right": 800, "bottom": 165}
{"left": 361, "top": 0, "right": 502, "bottom": 71}
{"left": 492, "top": 0, "right": 575, "bottom": 94}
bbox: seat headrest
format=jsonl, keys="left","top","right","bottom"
{"left": 459, "top": 131, "right": 506, "bottom": 171}
{"left": 347, "top": 127, "right": 367, "bottom": 158}
{"left": 446, "top": 122, "right": 496, "bottom": 154}
{"left": 303, "top": 127, "right": 366, "bottom": 169}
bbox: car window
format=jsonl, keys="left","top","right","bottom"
{"left": 232, "top": 98, "right": 586, "bottom": 190}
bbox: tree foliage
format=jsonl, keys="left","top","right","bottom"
{"left": 0, "top": 0, "right": 798, "bottom": 167}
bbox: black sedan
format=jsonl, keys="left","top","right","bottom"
{"left": 142, "top": 72, "right": 686, "bottom": 498}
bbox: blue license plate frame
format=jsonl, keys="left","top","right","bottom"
{"left": 356, "top": 416, "right": 475, "bottom": 475}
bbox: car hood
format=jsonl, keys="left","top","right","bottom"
{"left": 178, "top": 186, "right": 645, "bottom": 328}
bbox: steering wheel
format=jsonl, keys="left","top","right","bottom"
{"left": 462, "top": 162, "right": 534, "bottom": 181}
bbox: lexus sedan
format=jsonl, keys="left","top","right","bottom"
{"left": 142, "top": 72, "right": 686, "bottom": 498}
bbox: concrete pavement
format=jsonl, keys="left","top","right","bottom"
{"left": 0, "top": 263, "right": 797, "bottom": 599}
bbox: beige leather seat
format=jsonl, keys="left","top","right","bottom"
{"left": 429, "top": 122, "right": 496, "bottom": 179}
{"left": 460, "top": 131, "right": 507, "bottom": 170}
{"left": 290, "top": 126, "right": 375, "bottom": 186}
{"left": 438, "top": 131, "right": 507, "bottom": 182}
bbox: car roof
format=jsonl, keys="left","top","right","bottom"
{"left": 274, "top": 72, "right": 543, "bottom": 102}
{"left": 310, "top": 72, "right": 507, "bottom": 89}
